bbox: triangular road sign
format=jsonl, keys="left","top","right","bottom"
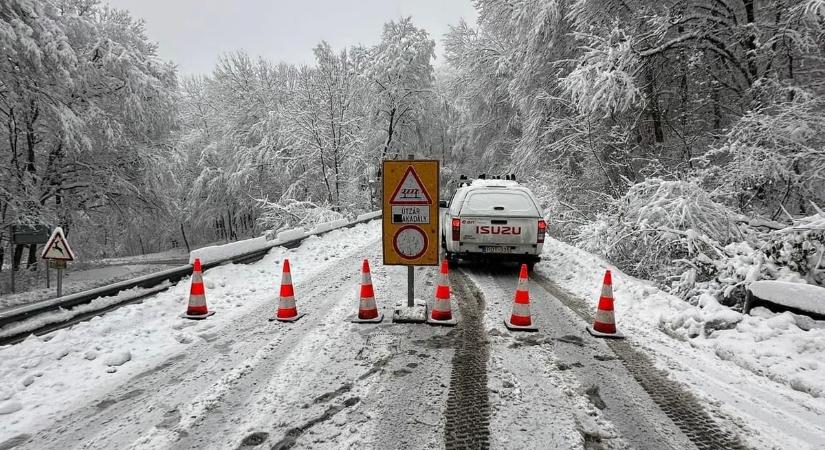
{"left": 389, "top": 166, "right": 433, "bottom": 205}
{"left": 41, "top": 227, "right": 76, "bottom": 261}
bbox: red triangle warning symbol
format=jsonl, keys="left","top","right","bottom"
{"left": 389, "top": 167, "right": 433, "bottom": 205}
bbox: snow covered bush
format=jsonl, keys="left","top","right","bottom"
{"left": 681, "top": 211, "right": 825, "bottom": 304}
{"left": 580, "top": 178, "right": 825, "bottom": 309}
{"left": 576, "top": 179, "right": 739, "bottom": 281}
{"left": 763, "top": 212, "right": 825, "bottom": 286}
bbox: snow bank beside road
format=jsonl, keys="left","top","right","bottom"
{"left": 538, "top": 237, "right": 825, "bottom": 400}
{"left": 189, "top": 213, "right": 379, "bottom": 264}
{"left": 188, "top": 236, "right": 271, "bottom": 264}
{"left": 539, "top": 237, "right": 825, "bottom": 448}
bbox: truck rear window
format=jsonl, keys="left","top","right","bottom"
{"left": 460, "top": 192, "right": 538, "bottom": 216}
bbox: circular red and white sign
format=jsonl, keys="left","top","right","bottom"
{"left": 393, "top": 225, "right": 428, "bottom": 260}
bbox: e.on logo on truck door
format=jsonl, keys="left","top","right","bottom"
{"left": 475, "top": 226, "right": 522, "bottom": 235}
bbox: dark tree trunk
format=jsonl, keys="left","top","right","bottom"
{"left": 742, "top": 0, "right": 759, "bottom": 82}
{"left": 645, "top": 69, "right": 664, "bottom": 144}
{"left": 382, "top": 107, "right": 396, "bottom": 160}
{"left": 26, "top": 244, "right": 37, "bottom": 269}
{"left": 180, "top": 223, "right": 191, "bottom": 253}
{"left": 13, "top": 244, "right": 24, "bottom": 270}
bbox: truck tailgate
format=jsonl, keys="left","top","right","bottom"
{"left": 458, "top": 216, "right": 537, "bottom": 246}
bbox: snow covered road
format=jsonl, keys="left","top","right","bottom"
{"left": 1, "top": 222, "right": 456, "bottom": 449}
{"left": 460, "top": 266, "right": 706, "bottom": 450}
{"left": 2, "top": 222, "right": 824, "bottom": 449}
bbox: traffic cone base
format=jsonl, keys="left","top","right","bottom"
{"left": 181, "top": 310, "right": 215, "bottom": 320}
{"left": 586, "top": 325, "right": 624, "bottom": 339}
{"left": 427, "top": 309, "right": 457, "bottom": 326}
{"left": 504, "top": 317, "right": 538, "bottom": 332}
{"left": 270, "top": 312, "right": 306, "bottom": 323}
{"left": 351, "top": 311, "right": 384, "bottom": 323}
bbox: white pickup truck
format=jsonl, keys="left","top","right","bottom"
{"left": 440, "top": 180, "right": 546, "bottom": 269}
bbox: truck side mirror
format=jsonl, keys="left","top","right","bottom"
{"left": 439, "top": 200, "right": 449, "bottom": 208}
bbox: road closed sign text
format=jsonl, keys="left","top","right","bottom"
{"left": 391, "top": 205, "right": 429, "bottom": 224}
{"left": 382, "top": 160, "right": 439, "bottom": 266}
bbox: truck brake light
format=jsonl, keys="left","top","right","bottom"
{"left": 452, "top": 218, "right": 461, "bottom": 241}
{"left": 537, "top": 219, "right": 547, "bottom": 243}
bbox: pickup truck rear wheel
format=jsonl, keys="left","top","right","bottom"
{"left": 446, "top": 252, "right": 458, "bottom": 269}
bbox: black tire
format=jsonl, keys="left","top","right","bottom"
{"left": 526, "top": 261, "right": 536, "bottom": 272}
{"left": 446, "top": 252, "right": 459, "bottom": 269}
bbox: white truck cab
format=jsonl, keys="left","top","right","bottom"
{"left": 441, "top": 179, "right": 546, "bottom": 269}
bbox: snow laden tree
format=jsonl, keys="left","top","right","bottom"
{"left": 443, "top": 19, "right": 522, "bottom": 172}
{"left": 178, "top": 19, "right": 443, "bottom": 237}
{"left": 698, "top": 82, "right": 825, "bottom": 218}
{"left": 0, "top": 0, "right": 176, "bottom": 268}
{"left": 277, "top": 43, "right": 366, "bottom": 211}
{"left": 444, "top": 0, "right": 825, "bottom": 224}
{"left": 175, "top": 54, "right": 291, "bottom": 243}
{"left": 363, "top": 18, "right": 436, "bottom": 161}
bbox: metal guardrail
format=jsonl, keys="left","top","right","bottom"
{"left": 0, "top": 214, "right": 380, "bottom": 339}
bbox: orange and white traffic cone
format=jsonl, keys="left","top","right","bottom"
{"left": 271, "top": 259, "right": 305, "bottom": 322}
{"left": 427, "top": 260, "right": 457, "bottom": 326}
{"left": 352, "top": 259, "right": 383, "bottom": 323}
{"left": 586, "top": 270, "right": 624, "bottom": 338}
{"left": 504, "top": 264, "right": 537, "bottom": 331}
{"left": 181, "top": 258, "right": 215, "bottom": 319}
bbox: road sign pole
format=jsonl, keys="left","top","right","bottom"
{"left": 406, "top": 154, "right": 415, "bottom": 309}
{"left": 57, "top": 268, "right": 63, "bottom": 298}
{"left": 407, "top": 266, "right": 414, "bottom": 308}
{"left": 46, "top": 263, "right": 50, "bottom": 289}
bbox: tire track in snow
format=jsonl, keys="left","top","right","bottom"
{"left": 443, "top": 270, "right": 491, "bottom": 449}
{"left": 529, "top": 270, "right": 747, "bottom": 450}
{"left": 463, "top": 266, "right": 695, "bottom": 450}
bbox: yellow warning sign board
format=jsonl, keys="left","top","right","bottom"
{"left": 383, "top": 160, "right": 439, "bottom": 266}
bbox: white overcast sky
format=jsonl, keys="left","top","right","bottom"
{"left": 105, "top": 0, "right": 478, "bottom": 75}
